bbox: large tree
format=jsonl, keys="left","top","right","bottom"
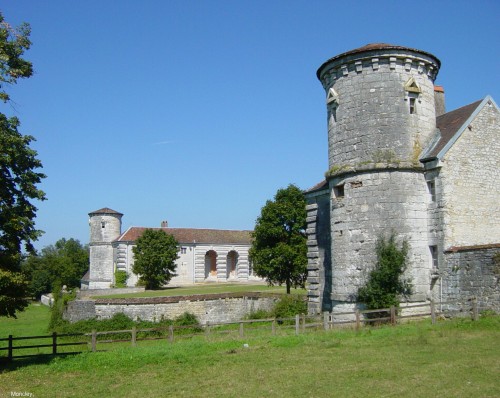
{"left": 22, "top": 238, "right": 89, "bottom": 299}
{"left": 250, "top": 184, "right": 307, "bottom": 294}
{"left": 132, "top": 229, "right": 179, "bottom": 290}
{"left": 0, "top": 13, "right": 45, "bottom": 317}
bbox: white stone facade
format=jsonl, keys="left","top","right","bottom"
{"left": 85, "top": 208, "right": 257, "bottom": 289}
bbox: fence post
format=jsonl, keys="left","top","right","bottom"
{"left": 168, "top": 325, "right": 174, "bottom": 343}
{"left": 301, "top": 314, "right": 306, "bottom": 333}
{"left": 272, "top": 319, "right": 276, "bottom": 335}
{"left": 131, "top": 326, "right": 137, "bottom": 347}
{"left": 52, "top": 332, "right": 57, "bottom": 355}
{"left": 355, "top": 310, "right": 361, "bottom": 331}
{"left": 390, "top": 306, "right": 396, "bottom": 326}
{"left": 239, "top": 322, "right": 244, "bottom": 338}
{"left": 472, "top": 297, "right": 479, "bottom": 321}
{"left": 8, "top": 335, "right": 13, "bottom": 362}
{"left": 205, "top": 321, "right": 210, "bottom": 339}
{"left": 91, "top": 329, "right": 97, "bottom": 352}
{"left": 431, "top": 300, "right": 436, "bottom": 325}
{"left": 323, "top": 312, "right": 329, "bottom": 330}
{"left": 295, "top": 315, "right": 300, "bottom": 335}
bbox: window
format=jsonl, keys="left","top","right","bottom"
{"left": 430, "top": 246, "right": 438, "bottom": 269}
{"left": 409, "top": 97, "right": 416, "bottom": 114}
{"left": 334, "top": 184, "right": 345, "bottom": 198}
{"left": 180, "top": 247, "right": 187, "bottom": 254}
{"left": 427, "top": 180, "right": 436, "bottom": 202}
{"left": 101, "top": 221, "right": 105, "bottom": 228}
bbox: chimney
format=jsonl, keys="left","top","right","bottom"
{"left": 434, "top": 85, "right": 446, "bottom": 116}
{"left": 161, "top": 220, "right": 168, "bottom": 228}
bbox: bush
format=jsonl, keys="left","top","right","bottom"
{"left": 173, "top": 312, "right": 202, "bottom": 333}
{"left": 272, "top": 295, "right": 307, "bottom": 320}
{"left": 358, "top": 233, "right": 412, "bottom": 320}
{"left": 114, "top": 270, "right": 128, "bottom": 288}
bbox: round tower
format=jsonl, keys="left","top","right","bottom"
{"left": 317, "top": 44, "right": 441, "bottom": 312}
{"left": 88, "top": 208, "right": 123, "bottom": 289}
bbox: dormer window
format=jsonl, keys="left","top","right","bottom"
{"left": 404, "top": 78, "right": 421, "bottom": 114}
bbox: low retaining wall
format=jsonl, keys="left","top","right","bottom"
{"left": 77, "top": 287, "right": 146, "bottom": 298}
{"left": 64, "top": 292, "right": 282, "bottom": 324}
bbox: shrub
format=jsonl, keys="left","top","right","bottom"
{"left": 358, "top": 233, "right": 412, "bottom": 320}
{"left": 272, "top": 295, "right": 307, "bottom": 320}
{"left": 114, "top": 270, "right": 128, "bottom": 288}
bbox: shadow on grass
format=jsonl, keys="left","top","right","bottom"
{"left": 0, "top": 352, "right": 84, "bottom": 373}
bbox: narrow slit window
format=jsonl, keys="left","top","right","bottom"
{"left": 427, "top": 180, "right": 436, "bottom": 202}
{"left": 430, "top": 246, "right": 438, "bottom": 269}
{"left": 101, "top": 221, "right": 105, "bottom": 228}
{"left": 409, "top": 97, "right": 416, "bottom": 114}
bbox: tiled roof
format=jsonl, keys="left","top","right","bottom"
{"left": 422, "top": 99, "right": 483, "bottom": 160}
{"left": 89, "top": 207, "right": 123, "bottom": 216}
{"left": 116, "top": 227, "right": 252, "bottom": 245}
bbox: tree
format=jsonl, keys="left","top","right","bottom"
{"left": 357, "top": 233, "right": 412, "bottom": 317}
{"left": 249, "top": 184, "right": 307, "bottom": 294}
{"left": 22, "top": 238, "right": 89, "bottom": 299}
{"left": 132, "top": 229, "right": 179, "bottom": 289}
{"left": 0, "top": 13, "right": 45, "bottom": 317}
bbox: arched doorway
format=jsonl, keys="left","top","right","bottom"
{"left": 226, "top": 251, "right": 238, "bottom": 279}
{"left": 205, "top": 250, "right": 217, "bottom": 278}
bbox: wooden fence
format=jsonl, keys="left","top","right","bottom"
{"left": 0, "top": 298, "right": 482, "bottom": 362}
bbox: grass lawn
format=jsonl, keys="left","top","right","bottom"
{"left": 0, "top": 303, "right": 51, "bottom": 337}
{"left": 1, "top": 315, "right": 499, "bottom": 397}
{"left": 95, "top": 282, "right": 306, "bottom": 299}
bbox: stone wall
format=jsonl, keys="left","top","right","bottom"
{"left": 440, "top": 101, "right": 500, "bottom": 248}
{"left": 64, "top": 293, "right": 282, "bottom": 324}
{"left": 441, "top": 245, "right": 500, "bottom": 312}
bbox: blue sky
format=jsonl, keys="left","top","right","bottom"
{"left": 2, "top": 0, "right": 499, "bottom": 250}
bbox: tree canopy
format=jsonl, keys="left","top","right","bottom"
{"left": 22, "top": 238, "right": 89, "bottom": 299}
{"left": 249, "top": 184, "right": 307, "bottom": 294}
{"left": 132, "top": 229, "right": 179, "bottom": 290}
{"left": 0, "top": 13, "right": 45, "bottom": 317}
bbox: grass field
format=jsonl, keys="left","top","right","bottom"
{"left": 0, "top": 303, "right": 51, "bottom": 337}
{"left": 94, "top": 282, "right": 306, "bottom": 299}
{"left": 1, "top": 307, "right": 499, "bottom": 397}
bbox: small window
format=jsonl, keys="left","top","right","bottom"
{"left": 430, "top": 246, "right": 438, "bottom": 269}
{"left": 334, "top": 184, "right": 345, "bottom": 198}
{"left": 329, "top": 106, "right": 337, "bottom": 122}
{"left": 101, "top": 221, "right": 105, "bottom": 229}
{"left": 180, "top": 247, "right": 187, "bottom": 254}
{"left": 409, "top": 97, "right": 416, "bottom": 114}
{"left": 427, "top": 180, "right": 436, "bottom": 202}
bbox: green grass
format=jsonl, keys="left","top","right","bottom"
{"left": 95, "top": 283, "right": 306, "bottom": 299}
{"left": 1, "top": 315, "right": 499, "bottom": 397}
{"left": 0, "top": 303, "right": 51, "bottom": 337}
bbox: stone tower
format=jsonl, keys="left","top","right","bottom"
{"left": 306, "top": 44, "right": 441, "bottom": 314}
{"left": 88, "top": 207, "right": 123, "bottom": 289}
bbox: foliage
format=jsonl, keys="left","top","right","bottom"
{"left": 249, "top": 184, "right": 307, "bottom": 293}
{"left": 272, "top": 294, "right": 307, "bottom": 319}
{"left": 22, "top": 238, "right": 89, "bottom": 299}
{"left": 132, "top": 229, "right": 179, "bottom": 290}
{"left": 114, "top": 270, "right": 128, "bottom": 288}
{"left": 0, "top": 13, "right": 45, "bottom": 318}
{"left": 48, "top": 282, "right": 77, "bottom": 331}
{"left": 358, "top": 233, "right": 412, "bottom": 317}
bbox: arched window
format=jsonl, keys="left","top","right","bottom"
{"left": 205, "top": 250, "right": 217, "bottom": 278}
{"left": 226, "top": 251, "right": 238, "bottom": 279}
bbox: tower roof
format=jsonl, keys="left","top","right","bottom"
{"left": 88, "top": 207, "right": 123, "bottom": 216}
{"left": 317, "top": 43, "right": 441, "bottom": 79}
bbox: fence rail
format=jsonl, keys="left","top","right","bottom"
{"left": 0, "top": 298, "right": 484, "bottom": 362}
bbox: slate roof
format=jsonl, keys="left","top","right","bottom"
{"left": 89, "top": 207, "right": 124, "bottom": 216}
{"left": 116, "top": 227, "right": 252, "bottom": 245}
{"left": 304, "top": 179, "right": 328, "bottom": 194}
{"left": 421, "top": 98, "right": 484, "bottom": 161}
